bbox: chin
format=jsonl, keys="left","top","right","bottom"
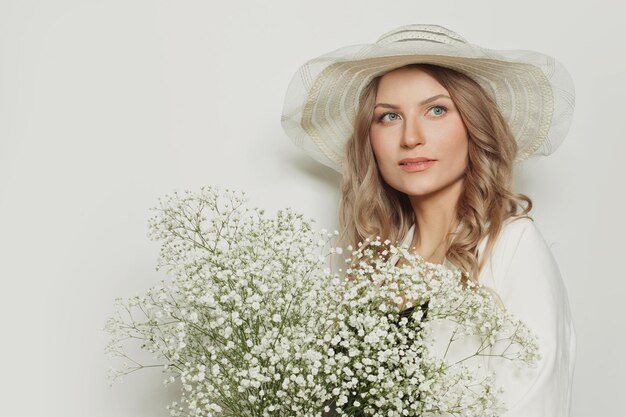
{"left": 399, "top": 175, "right": 465, "bottom": 198}
{"left": 392, "top": 182, "right": 439, "bottom": 197}
{"left": 402, "top": 188, "right": 441, "bottom": 197}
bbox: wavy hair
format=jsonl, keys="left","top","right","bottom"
{"left": 333, "top": 63, "right": 533, "bottom": 288}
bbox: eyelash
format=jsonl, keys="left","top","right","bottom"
{"left": 377, "top": 105, "right": 449, "bottom": 122}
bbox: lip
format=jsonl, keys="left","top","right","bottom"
{"left": 399, "top": 159, "right": 436, "bottom": 172}
{"left": 399, "top": 157, "right": 435, "bottom": 164}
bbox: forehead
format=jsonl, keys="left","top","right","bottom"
{"left": 376, "top": 67, "right": 448, "bottom": 98}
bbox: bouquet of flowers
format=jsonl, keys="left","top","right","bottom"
{"left": 104, "top": 185, "right": 540, "bottom": 417}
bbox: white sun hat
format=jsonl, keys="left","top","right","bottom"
{"left": 280, "top": 24, "right": 575, "bottom": 173}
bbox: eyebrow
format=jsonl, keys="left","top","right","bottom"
{"left": 374, "top": 94, "right": 451, "bottom": 109}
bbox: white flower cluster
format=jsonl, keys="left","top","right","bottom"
{"left": 104, "top": 185, "right": 540, "bottom": 417}
{"left": 105, "top": 186, "right": 342, "bottom": 417}
{"left": 322, "top": 240, "right": 541, "bottom": 417}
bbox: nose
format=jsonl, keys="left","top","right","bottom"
{"left": 401, "top": 115, "right": 424, "bottom": 148}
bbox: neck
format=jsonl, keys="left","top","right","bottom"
{"left": 408, "top": 177, "right": 464, "bottom": 262}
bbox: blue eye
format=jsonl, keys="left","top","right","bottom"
{"left": 428, "top": 105, "right": 448, "bottom": 116}
{"left": 380, "top": 112, "right": 400, "bottom": 122}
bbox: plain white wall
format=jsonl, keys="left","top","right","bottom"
{"left": 0, "top": 0, "right": 622, "bottom": 416}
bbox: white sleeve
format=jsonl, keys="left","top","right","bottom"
{"left": 484, "top": 219, "right": 577, "bottom": 417}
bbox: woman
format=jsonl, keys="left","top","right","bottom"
{"left": 281, "top": 24, "right": 576, "bottom": 417}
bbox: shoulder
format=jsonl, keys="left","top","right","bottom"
{"left": 488, "top": 216, "right": 549, "bottom": 257}
{"left": 500, "top": 217, "right": 554, "bottom": 266}
{"left": 478, "top": 217, "right": 556, "bottom": 291}
{"left": 477, "top": 217, "right": 534, "bottom": 266}
{"left": 500, "top": 216, "right": 538, "bottom": 240}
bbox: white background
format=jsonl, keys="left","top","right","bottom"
{"left": 0, "top": 0, "right": 622, "bottom": 416}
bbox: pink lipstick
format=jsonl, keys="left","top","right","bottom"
{"left": 399, "top": 157, "right": 436, "bottom": 172}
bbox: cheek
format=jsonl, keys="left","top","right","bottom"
{"left": 450, "top": 141, "right": 469, "bottom": 173}
{"left": 370, "top": 138, "right": 400, "bottom": 184}
{"left": 369, "top": 134, "right": 390, "bottom": 166}
{"left": 441, "top": 122, "right": 469, "bottom": 167}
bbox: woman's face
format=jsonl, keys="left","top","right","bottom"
{"left": 369, "top": 67, "right": 469, "bottom": 198}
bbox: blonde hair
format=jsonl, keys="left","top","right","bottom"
{"left": 334, "top": 63, "right": 533, "bottom": 287}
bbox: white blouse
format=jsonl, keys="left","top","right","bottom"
{"left": 392, "top": 217, "right": 577, "bottom": 417}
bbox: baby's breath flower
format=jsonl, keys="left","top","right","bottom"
{"left": 105, "top": 185, "right": 539, "bottom": 417}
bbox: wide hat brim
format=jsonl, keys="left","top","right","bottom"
{"left": 280, "top": 24, "right": 575, "bottom": 173}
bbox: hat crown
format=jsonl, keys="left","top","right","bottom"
{"left": 376, "top": 24, "right": 468, "bottom": 48}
